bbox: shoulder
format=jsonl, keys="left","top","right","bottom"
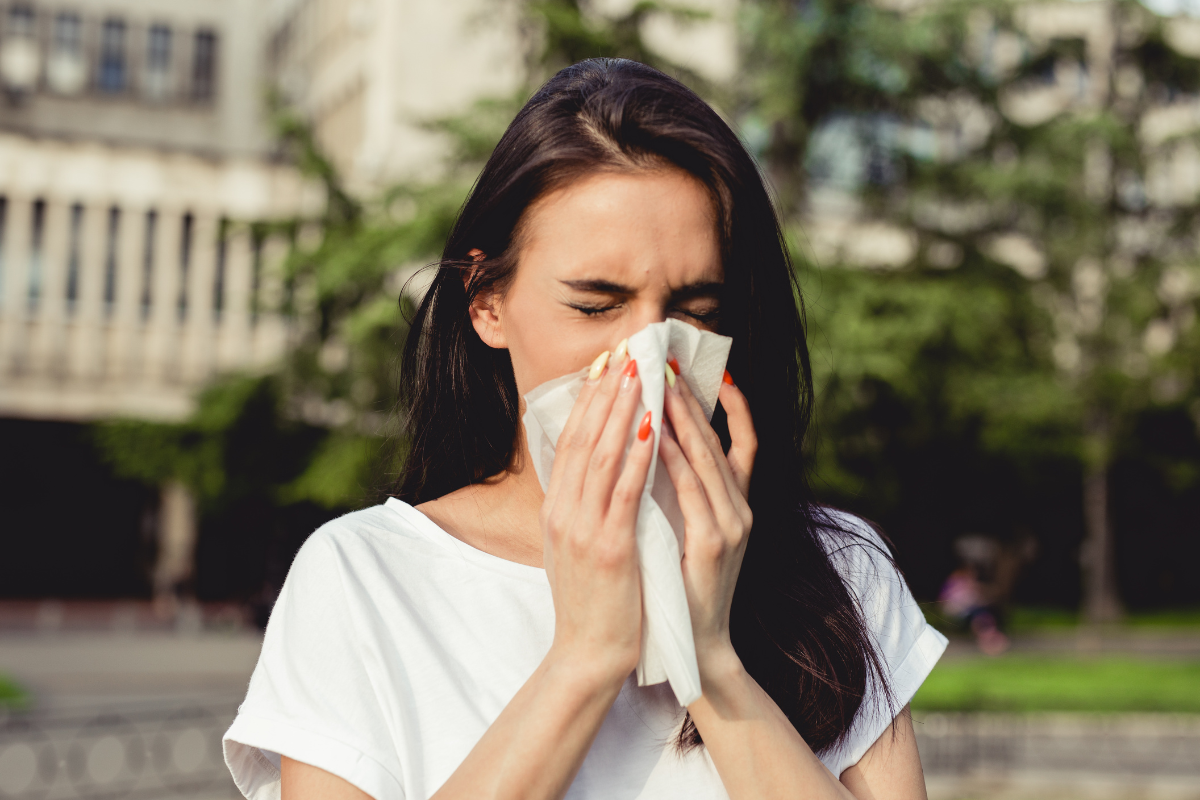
{"left": 809, "top": 506, "right": 941, "bottom": 663}
{"left": 281, "top": 499, "right": 443, "bottom": 597}
{"left": 809, "top": 508, "right": 949, "bottom": 775}
{"left": 810, "top": 507, "right": 899, "bottom": 598}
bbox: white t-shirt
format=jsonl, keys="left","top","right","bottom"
{"left": 223, "top": 499, "right": 947, "bottom": 800}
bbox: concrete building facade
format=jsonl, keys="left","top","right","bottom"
{"left": 0, "top": 0, "right": 318, "bottom": 605}
{"left": 0, "top": 0, "right": 314, "bottom": 424}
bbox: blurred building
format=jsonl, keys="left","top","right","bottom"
{"left": 0, "top": 0, "right": 317, "bottom": 605}
{"left": 0, "top": 0, "right": 314, "bottom": 423}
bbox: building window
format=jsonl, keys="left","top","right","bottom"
{"left": 66, "top": 204, "right": 83, "bottom": 315}
{"left": 99, "top": 19, "right": 127, "bottom": 94}
{"left": 104, "top": 207, "right": 120, "bottom": 315}
{"left": 192, "top": 29, "right": 217, "bottom": 102}
{"left": 27, "top": 199, "right": 45, "bottom": 312}
{"left": 48, "top": 13, "right": 86, "bottom": 95}
{"left": 141, "top": 210, "right": 156, "bottom": 320}
{"left": 144, "top": 25, "right": 171, "bottom": 101}
{"left": 2, "top": 6, "right": 40, "bottom": 93}
{"left": 7, "top": 5, "right": 34, "bottom": 37}
{"left": 178, "top": 212, "right": 193, "bottom": 322}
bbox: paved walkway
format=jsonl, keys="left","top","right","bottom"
{"left": 0, "top": 631, "right": 260, "bottom": 800}
{"left": 2, "top": 623, "right": 1199, "bottom": 800}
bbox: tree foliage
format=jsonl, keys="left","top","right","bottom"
{"left": 746, "top": 0, "right": 1200, "bottom": 615}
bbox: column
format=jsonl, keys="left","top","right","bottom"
{"left": 180, "top": 211, "right": 218, "bottom": 384}
{"left": 28, "top": 197, "right": 70, "bottom": 379}
{"left": 153, "top": 480, "right": 198, "bottom": 613}
{"left": 66, "top": 200, "right": 111, "bottom": 383}
{"left": 251, "top": 232, "right": 292, "bottom": 366}
{"left": 144, "top": 207, "right": 184, "bottom": 386}
{"left": 216, "top": 226, "right": 253, "bottom": 371}
{"left": 105, "top": 201, "right": 146, "bottom": 385}
{"left": 0, "top": 195, "right": 32, "bottom": 377}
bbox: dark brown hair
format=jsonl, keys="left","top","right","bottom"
{"left": 394, "top": 58, "right": 891, "bottom": 754}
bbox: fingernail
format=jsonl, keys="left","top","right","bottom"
{"left": 638, "top": 410, "right": 653, "bottom": 441}
{"left": 667, "top": 358, "right": 680, "bottom": 375}
{"left": 614, "top": 338, "right": 629, "bottom": 362}
{"left": 588, "top": 351, "right": 610, "bottom": 383}
{"left": 620, "top": 359, "right": 638, "bottom": 393}
{"left": 723, "top": 369, "right": 734, "bottom": 386}
{"left": 664, "top": 362, "right": 676, "bottom": 389}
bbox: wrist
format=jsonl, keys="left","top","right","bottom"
{"left": 545, "top": 643, "right": 633, "bottom": 698}
{"left": 693, "top": 643, "right": 748, "bottom": 711}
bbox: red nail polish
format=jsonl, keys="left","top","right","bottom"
{"left": 667, "top": 358, "right": 680, "bottom": 375}
{"left": 624, "top": 359, "right": 638, "bottom": 378}
{"left": 637, "top": 411, "right": 653, "bottom": 441}
{"left": 723, "top": 370, "right": 734, "bottom": 385}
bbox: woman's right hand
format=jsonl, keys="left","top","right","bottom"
{"left": 539, "top": 347, "right": 653, "bottom": 686}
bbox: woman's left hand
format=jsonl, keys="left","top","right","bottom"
{"left": 658, "top": 369, "right": 757, "bottom": 684}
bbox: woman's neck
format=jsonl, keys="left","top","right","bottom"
{"left": 415, "top": 439, "right": 548, "bottom": 568}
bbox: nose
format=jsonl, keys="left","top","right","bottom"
{"left": 620, "top": 299, "right": 670, "bottom": 341}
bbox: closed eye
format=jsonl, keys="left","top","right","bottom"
{"left": 675, "top": 307, "right": 720, "bottom": 323}
{"left": 568, "top": 302, "right": 623, "bottom": 316}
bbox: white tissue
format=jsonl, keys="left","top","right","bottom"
{"left": 522, "top": 319, "right": 733, "bottom": 707}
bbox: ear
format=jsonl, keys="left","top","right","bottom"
{"left": 465, "top": 249, "right": 507, "bottom": 349}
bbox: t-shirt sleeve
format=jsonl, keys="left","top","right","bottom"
{"left": 818, "top": 512, "right": 948, "bottom": 778}
{"left": 223, "top": 527, "right": 406, "bottom": 800}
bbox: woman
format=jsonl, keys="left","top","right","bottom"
{"left": 224, "top": 59, "right": 946, "bottom": 800}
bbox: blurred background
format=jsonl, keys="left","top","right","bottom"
{"left": 0, "top": 0, "right": 1198, "bottom": 797}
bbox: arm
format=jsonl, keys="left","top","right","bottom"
{"left": 282, "top": 657, "right": 626, "bottom": 800}
{"left": 689, "top": 666, "right": 927, "bottom": 800}
{"left": 282, "top": 350, "right": 653, "bottom": 800}
{"left": 282, "top": 694, "right": 927, "bottom": 800}
{"left": 659, "top": 375, "right": 928, "bottom": 800}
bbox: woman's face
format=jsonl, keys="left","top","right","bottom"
{"left": 470, "top": 168, "right": 723, "bottom": 398}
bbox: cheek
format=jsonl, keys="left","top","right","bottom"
{"left": 502, "top": 292, "right": 613, "bottom": 392}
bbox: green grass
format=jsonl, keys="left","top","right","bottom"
{"left": 912, "top": 655, "right": 1200, "bottom": 713}
{"left": 1007, "top": 606, "right": 1200, "bottom": 632}
{"left": 1006, "top": 606, "right": 1082, "bottom": 632}
{"left": 922, "top": 605, "right": 1200, "bottom": 635}
{"left": 0, "top": 674, "right": 29, "bottom": 710}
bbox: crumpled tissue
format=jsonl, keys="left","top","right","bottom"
{"left": 522, "top": 318, "right": 733, "bottom": 706}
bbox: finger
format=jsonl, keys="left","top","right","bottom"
{"left": 552, "top": 353, "right": 630, "bottom": 509}
{"left": 607, "top": 408, "right": 656, "bottom": 532}
{"left": 657, "top": 429, "right": 717, "bottom": 534}
{"left": 663, "top": 377, "right": 742, "bottom": 514}
{"left": 544, "top": 350, "right": 619, "bottom": 512}
{"left": 578, "top": 360, "right": 643, "bottom": 521}
{"left": 717, "top": 378, "right": 757, "bottom": 498}
{"left": 674, "top": 373, "right": 726, "bottom": 455}
{"left": 672, "top": 375, "right": 742, "bottom": 500}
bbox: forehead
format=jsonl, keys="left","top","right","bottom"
{"left": 516, "top": 168, "right": 722, "bottom": 287}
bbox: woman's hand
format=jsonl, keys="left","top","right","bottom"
{"left": 540, "top": 349, "right": 655, "bottom": 686}
{"left": 658, "top": 369, "right": 756, "bottom": 683}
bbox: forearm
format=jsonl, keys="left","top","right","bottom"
{"left": 431, "top": 649, "right": 625, "bottom": 800}
{"left": 687, "top": 651, "right": 856, "bottom": 800}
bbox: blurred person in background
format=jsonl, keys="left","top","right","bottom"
{"left": 223, "top": 59, "right": 948, "bottom": 800}
{"left": 939, "top": 533, "right": 1038, "bottom": 656}
{"left": 939, "top": 563, "right": 1010, "bottom": 656}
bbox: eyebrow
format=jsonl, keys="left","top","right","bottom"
{"left": 559, "top": 279, "right": 724, "bottom": 299}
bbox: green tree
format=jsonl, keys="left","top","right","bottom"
{"left": 746, "top": 0, "right": 1200, "bottom": 619}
